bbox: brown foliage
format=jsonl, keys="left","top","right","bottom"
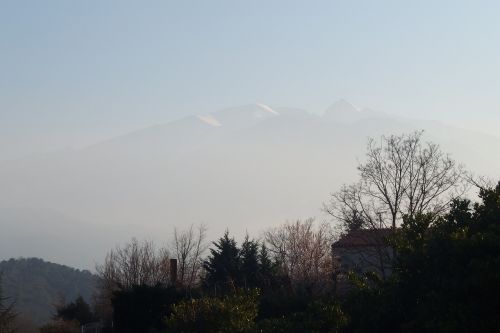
{"left": 264, "top": 218, "right": 335, "bottom": 293}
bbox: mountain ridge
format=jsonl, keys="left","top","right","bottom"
{"left": 1, "top": 101, "right": 499, "bottom": 269}
{"left": 0, "top": 257, "right": 97, "bottom": 325}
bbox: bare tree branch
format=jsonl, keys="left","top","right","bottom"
{"left": 325, "top": 131, "right": 467, "bottom": 231}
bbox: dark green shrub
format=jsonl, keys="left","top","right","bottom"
{"left": 165, "top": 289, "right": 259, "bottom": 333}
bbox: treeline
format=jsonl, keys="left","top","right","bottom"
{"left": 343, "top": 183, "right": 500, "bottom": 332}
{"left": 34, "top": 182, "right": 500, "bottom": 333}
{"left": 4, "top": 131, "right": 500, "bottom": 332}
{"left": 39, "top": 219, "right": 340, "bottom": 333}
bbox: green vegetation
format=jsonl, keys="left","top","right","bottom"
{"left": 344, "top": 183, "right": 500, "bottom": 332}
{"left": 39, "top": 320, "right": 80, "bottom": 333}
{"left": 2, "top": 133, "right": 500, "bottom": 332}
{"left": 55, "top": 296, "right": 95, "bottom": 325}
{"left": 0, "top": 258, "right": 96, "bottom": 325}
{"left": 203, "top": 233, "right": 277, "bottom": 292}
{"left": 111, "top": 284, "right": 182, "bottom": 333}
{"left": 40, "top": 296, "right": 96, "bottom": 333}
{"left": 166, "top": 289, "right": 260, "bottom": 333}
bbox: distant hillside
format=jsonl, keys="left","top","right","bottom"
{"left": 0, "top": 257, "right": 97, "bottom": 325}
{"left": 0, "top": 102, "right": 499, "bottom": 268}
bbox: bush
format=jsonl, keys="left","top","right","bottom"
{"left": 165, "top": 289, "right": 259, "bottom": 333}
{"left": 39, "top": 320, "right": 80, "bottom": 333}
{"left": 112, "top": 284, "right": 182, "bottom": 333}
{"left": 255, "top": 299, "right": 347, "bottom": 333}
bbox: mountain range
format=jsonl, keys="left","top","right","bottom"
{"left": 1, "top": 100, "right": 499, "bottom": 269}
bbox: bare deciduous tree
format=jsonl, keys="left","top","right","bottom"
{"left": 264, "top": 218, "right": 335, "bottom": 293}
{"left": 325, "top": 131, "right": 467, "bottom": 231}
{"left": 171, "top": 224, "right": 208, "bottom": 289}
{"left": 96, "top": 238, "right": 170, "bottom": 290}
{"left": 94, "top": 238, "right": 171, "bottom": 324}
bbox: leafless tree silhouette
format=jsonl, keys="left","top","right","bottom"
{"left": 325, "top": 131, "right": 467, "bottom": 231}
{"left": 171, "top": 224, "right": 208, "bottom": 289}
{"left": 264, "top": 218, "right": 335, "bottom": 293}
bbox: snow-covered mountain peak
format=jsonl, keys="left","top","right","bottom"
{"left": 197, "top": 115, "right": 222, "bottom": 127}
{"left": 323, "top": 99, "right": 384, "bottom": 123}
{"left": 256, "top": 103, "right": 279, "bottom": 115}
{"left": 194, "top": 104, "right": 279, "bottom": 130}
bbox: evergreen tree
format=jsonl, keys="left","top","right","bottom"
{"left": 240, "top": 235, "right": 260, "bottom": 288}
{"left": 203, "top": 231, "right": 242, "bottom": 292}
{"left": 258, "top": 243, "right": 275, "bottom": 289}
{"left": 55, "top": 295, "right": 95, "bottom": 325}
{"left": 345, "top": 181, "right": 500, "bottom": 333}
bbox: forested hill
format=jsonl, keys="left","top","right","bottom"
{"left": 0, "top": 257, "right": 97, "bottom": 324}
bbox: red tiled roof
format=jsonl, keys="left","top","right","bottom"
{"left": 332, "top": 228, "right": 393, "bottom": 248}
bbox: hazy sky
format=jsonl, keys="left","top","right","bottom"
{"left": 1, "top": 1, "right": 499, "bottom": 160}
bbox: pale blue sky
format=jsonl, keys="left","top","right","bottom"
{"left": 1, "top": 1, "right": 499, "bottom": 160}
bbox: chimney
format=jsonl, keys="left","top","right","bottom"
{"left": 170, "top": 258, "right": 178, "bottom": 285}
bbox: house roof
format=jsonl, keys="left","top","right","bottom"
{"left": 332, "top": 228, "right": 393, "bottom": 248}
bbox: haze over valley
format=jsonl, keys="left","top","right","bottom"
{"left": 3, "top": 3, "right": 500, "bottom": 330}
{"left": 1, "top": 100, "right": 498, "bottom": 269}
